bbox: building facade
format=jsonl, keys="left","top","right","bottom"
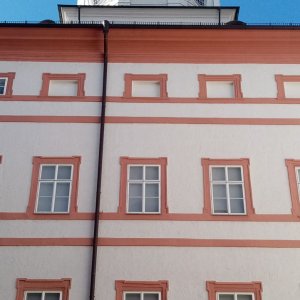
{"left": 1, "top": 1, "right": 300, "bottom": 299}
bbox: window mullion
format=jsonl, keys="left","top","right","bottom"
{"left": 142, "top": 166, "right": 146, "bottom": 213}
{"left": 52, "top": 165, "right": 59, "bottom": 212}
{"left": 225, "top": 167, "right": 231, "bottom": 213}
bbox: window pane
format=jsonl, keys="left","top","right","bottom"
{"left": 237, "top": 295, "right": 253, "bottom": 300}
{"left": 213, "top": 198, "right": 228, "bottom": 213}
{"left": 145, "top": 197, "right": 159, "bottom": 212}
{"left": 0, "top": 86, "right": 4, "bottom": 94}
{"left": 55, "top": 183, "right": 70, "bottom": 197}
{"left": 230, "top": 198, "right": 245, "bottom": 213}
{"left": 125, "top": 293, "right": 141, "bottom": 300}
{"left": 297, "top": 169, "right": 300, "bottom": 182}
{"left": 54, "top": 197, "right": 69, "bottom": 212}
{"left": 145, "top": 184, "right": 159, "bottom": 197}
{"left": 213, "top": 184, "right": 227, "bottom": 198}
{"left": 26, "top": 293, "right": 42, "bottom": 300}
{"left": 145, "top": 166, "right": 159, "bottom": 180}
{"left": 57, "top": 166, "right": 72, "bottom": 180}
{"left": 39, "top": 182, "right": 54, "bottom": 197}
{"left": 229, "top": 184, "right": 243, "bottom": 198}
{"left": 128, "top": 197, "right": 143, "bottom": 212}
{"left": 37, "top": 197, "right": 52, "bottom": 212}
{"left": 219, "top": 295, "right": 234, "bottom": 300}
{"left": 144, "top": 293, "right": 159, "bottom": 300}
{"left": 41, "top": 166, "right": 56, "bottom": 180}
{"left": 228, "top": 167, "right": 242, "bottom": 181}
{"left": 212, "top": 167, "right": 226, "bottom": 181}
{"left": 129, "top": 183, "right": 143, "bottom": 197}
{"left": 45, "top": 293, "right": 61, "bottom": 300}
{"left": 129, "top": 166, "right": 143, "bottom": 180}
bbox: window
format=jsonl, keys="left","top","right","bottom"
{"left": 0, "top": 72, "right": 15, "bottom": 97}
{"left": 115, "top": 281, "right": 168, "bottom": 300}
{"left": 40, "top": 73, "right": 86, "bottom": 97}
{"left": 206, "top": 281, "right": 262, "bottom": 300}
{"left": 16, "top": 279, "right": 71, "bottom": 300}
{"left": 202, "top": 158, "right": 255, "bottom": 217}
{"left": 118, "top": 157, "right": 168, "bottom": 216}
{"left": 285, "top": 159, "right": 300, "bottom": 216}
{"left": 124, "top": 292, "right": 160, "bottom": 300}
{"left": 275, "top": 75, "right": 300, "bottom": 99}
{"left": 27, "top": 157, "right": 81, "bottom": 218}
{"left": 124, "top": 74, "right": 168, "bottom": 98}
{"left": 198, "top": 75, "right": 243, "bottom": 99}
{"left": 25, "top": 291, "right": 62, "bottom": 300}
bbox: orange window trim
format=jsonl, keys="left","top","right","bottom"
{"left": 198, "top": 74, "right": 243, "bottom": 99}
{"left": 201, "top": 158, "right": 255, "bottom": 218}
{"left": 16, "top": 278, "right": 71, "bottom": 300}
{"left": 275, "top": 74, "right": 300, "bottom": 99}
{"left": 40, "top": 73, "right": 86, "bottom": 97}
{"left": 206, "top": 281, "right": 262, "bottom": 300}
{"left": 123, "top": 74, "right": 168, "bottom": 98}
{"left": 27, "top": 156, "right": 81, "bottom": 219}
{"left": 0, "top": 72, "right": 15, "bottom": 97}
{"left": 115, "top": 280, "right": 168, "bottom": 300}
{"left": 285, "top": 159, "right": 300, "bottom": 217}
{"left": 118, "top": 157, "right": 168, "bottom": 217}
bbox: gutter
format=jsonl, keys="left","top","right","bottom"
{"left": 89, "top": 20, "right": 110, "bottom": 300}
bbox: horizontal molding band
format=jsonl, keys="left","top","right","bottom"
{"left": 0, "top": 212, "right": 298, "bottom": 222}
{"left": 0, "top": 96, "right": 101, "bottom": 102}
{"left": 2, "top": 96, "right": 300, "bottom": 104}
{"left": 1, "top": 237, "right": 300, "bottom": 248}
{"left": 1, "top": 115, "right": 300, "bottom": 125}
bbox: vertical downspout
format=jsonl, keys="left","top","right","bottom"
{"left": 89, "top": 20, "right": 110, "bottom": 300}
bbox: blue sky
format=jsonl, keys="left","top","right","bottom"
{"left": 0, "top": 0, "right": 300, "bottom": 23}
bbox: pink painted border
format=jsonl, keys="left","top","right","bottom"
{"left": 206, "top": 281, "right": 262, "bottom": 300}
{"left": 198, "top": 74, "right": 243, "bottom": 100}
{"left": 40, "top": 73, "right": 86, "bottom": 97}
{"left": 118, "top": 157, "right": 168, "bottom": 217}
{"left": 123, "top": 74, "right": 168, "bottom": 99}
{"left": 201, "top": 158, "right": 255, "bottom": 218}
{"left": 115, "top": 280, "right": 168, "bottom": 300}
{"left": 16, "top": 278, "right": 71, "bottom": 300}
{"left": 0, "top": 72, "right": 15, "bottom": 97}
{"left": 27, "top": 156, "right": 81, "bottom": 219}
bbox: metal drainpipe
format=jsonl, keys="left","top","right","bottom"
{"left": 89, "top": 20, "right": 110, "bottom": 300}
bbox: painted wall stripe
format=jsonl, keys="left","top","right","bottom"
{"left": 2, "top": 237, "right": 300, "bottom": 248}
{"left": 2, "top": 115, "right": 300, "bottom": 125}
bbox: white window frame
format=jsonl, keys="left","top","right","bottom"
{"left": 217, "top": 292, "right": 254, "bottom": 300}
{"left": 126, "top": 164, "right": 161, "bottom": 214}
{"left": 209, "top": 165, "right": 246, "bottom": 215}
{"left": 124, "top": 291, "right": 161, "bottom": 300}
{"left": 0, "top": 77, "right": 7, "bottom": 95}
{"left": 35, "top": 164, "right": 73, "bottom": 214}
{"left": 24, "top": 291, "right": 62, "bottom": 300}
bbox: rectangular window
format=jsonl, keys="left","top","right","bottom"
{"left": 0, "top": 78, "right": 7, "bottom": 95}
{"left": 124, "top": 74, "right": 168, "bottom": 98}
{"left": 36, "top": 164, "right": 73, "bottom": 213}
{"left": 210, "top": 166, "right": 245, "bottom": 214}
{"left": 285, "top": 159, "right": 300, "bottom": 217}
{"left": 128, "top": 165, "right": 160, "bottom": 213}
{"left": 25, "top": 291, "right": 62, "bottom": 300}
{"left": 119, "top": 157, "right": 168, "bottom": 217}
{"left": 276, "top": 75, "right": 300, "bottom": 99}
{"left": 124, "top": 292, "right": 160, "bottom": 300}
{"left": 202, "top": 158, "right": 255, "bottom": 218}
{"left": 198, "top": 74, "right": 243, "bottom": 99}
{"left": 116, "top": 281, "right": 168, "bottom": 300}
{"left": 40, "top": 73, "right": 86, "bottom": 97}
{"left": 27, "top": 157, "right": 81, "bottom": 218}
{"left": 0, "top": 72, "right": 15, "bottom": 97}
{"left": 217, "top": 293, "right": 254, "bottom": 300}
{"left": 206, "top": 281, "right": 262, "bottom": 300}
